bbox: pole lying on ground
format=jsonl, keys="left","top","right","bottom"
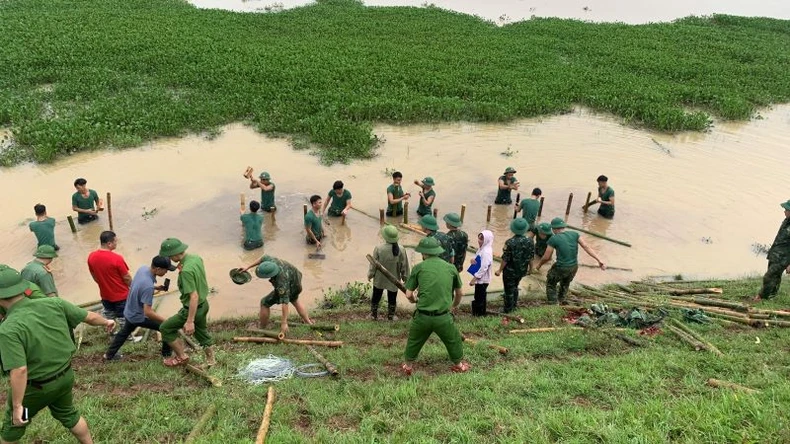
{"left": 366, "top": 254, "right": 407, "bottom": 293}
{"left": 255, "top": 386, "right": 276, "bottom": 444}
{"left": 512, "top": 193, "right": 520, "bottom": 219}
{"left": 565, "top": 193, "right": 573, "bottom": 217}
{"left": 462, "top": 335, "right": 509, "bottom": 355}
{"left": 184, "top": 364, "right": 222, "bottom": 387}
{"left": 670, "top": 319, "right": 723, "bottom": 356}
{"left": 460, "top": 204, "right": 466, "bottom": 223}
{"left": 706, "top": 378, "right": 760, "bottom": 394}
{"left": 304, "top": 323, "right": 340, "bottom": 332}
{"left": 510, "top": 327, "right": 585, "bottom": 333}
{"left": 486, "top": 310, "right": 525, "bottom": 324}
{"left": 67, "top": 216, "right": 77, "bottom": 233}
{"left": 234, "top": 337, "right": 280, "bottom": 344}
{"left": 185, "top": 404, "right": 217, "bottom": 443}
{"left": 248, "top": 329, "right": 286, "bottom": 340}
{"left": 106, "top": 192, "right": 114, "bottom": 231}
{"left": 537, "top": 197, "right": 545, "bottom": 217}
{"left": 307, "top": 346, "right": 339, "bottom": 377}
{"left": 566, "top": 224, "right": 632, "bottom": 247}
{"left": 579, "top": 263, "right": 632, "bottom": 272}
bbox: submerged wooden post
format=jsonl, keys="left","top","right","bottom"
{"left": 583, "top": 192, "right": 592, "bottom": 213}
{"left": 106, "top": 192, "right": 113, "bottom": 231}
{"left": 486, "top": 205, "right": 492, "bottom": 222}
{"left": 240, "top": 193, "right": 246, "bottom": 212}
{"left": 379, "top": 209, "right": 385, "bottom": 225}
{"left": 538, "top": 196, "right": 545, "bottom": 217}
{"left": 432, "top": 208, "right": 438, "bottom": 219}
{"left": 255, "top": 386, "right": 276, "bottom": 444}
{"left": 460, "top": 204, "right": 466, "bottom": 223}
{"left": 341, "top": 214, "right": 346, "bottom": 225}
{"left": 403, "top": 201, "right": 409, "bottom": 224}
{"left": 67, "top": 216, "right": 77, "bottom": 233}
{"left": 565, "top": 193, "right": 574, "bottom": 217}
{"left": 303, "top": 204, "right": 307, "bottom": 216}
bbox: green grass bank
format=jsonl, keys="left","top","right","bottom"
{"left": 0, "top": 0, "right": 790, "bottom": 165}
{"left": 3, "top": 277, "right": 789, "bottom": 443}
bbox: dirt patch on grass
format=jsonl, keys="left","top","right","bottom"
{"left": 344, "top": 367, "right": 377, "bottom": 381}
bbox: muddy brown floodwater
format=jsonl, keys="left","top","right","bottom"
{"left": 2, "top": 105, "right": 789, "bottom": 318}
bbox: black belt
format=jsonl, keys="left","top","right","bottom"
{"left": 28, "top": 365, "right": 71, "bottom": 388}
{"left": 417, "top": 309, "right": 449, "bottom": 317}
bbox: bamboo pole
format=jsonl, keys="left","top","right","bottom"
{"left": 763, "top": 319, "right": 790, "bottom": 328}
{"left": 666, "top": 324, "right": 706, "bottom": 351}
{"left": 240, "top": 193, "right": 246, "bottom": 212}
{"left": 185, "top": 404, "right": 217, "bottom": 443}
{"left": 341, "top": 214, "right": 346, "bottom": 225}
{"left": 307, "top": 346, "right": 339, "bottom": 377}
{"left": 67, "top": 216, "right": 77, "bottom": 233}
{"left": 462, "top": 335, "right": 509, "bottom": 355}
{"left": 304, "top": 323, "right": 340, "bottom": 332}
{"left": 255, "top": 386, "right": 276, "bottom": 444}
{"left": 486, "top": 310, "right": 525, "bottom": 324}
{"left": 668, "top": 288, "right": 724, "bottom": 296}
{"left": 366, "top": 254, "right": 407, "bottom": 293}
{"left": 179, "top": 330, "right": 203, "bottom": 350}
{"left": 749, "top": 308, "right": 790, "bottom": 319}
{"left": 106, "top": 192, "right": 114, "bottom": 231}
{"left": 403, "top": 201, "right": 408, "bottom": 224}
{"left": 486, "top": 205, "right": 492, "bottom": 222}
{"left": 184, "top": 364, "right": 222, "bottom": 387}
{"left": 510, "top": 327, "right": 584, "bottom": 333}
{"left": 565, "top": 224, "right": 632, "bottom": 247}
{"left": 706, "top": 378, "right": 760, "bottom": 394}
{"left": 399, "top": 223, "right": 427, "bottom": 236}
{"left": 512, "top": 193, "right": 520, "bottom": 219}
{"left": 379, "top": 209, "right": 385, "bottom": 225}
{"left": 537, "top": 197, "right": 545, "bottom": 217}
{"left": 77, "top": 289, "right": 178, "bottom": 310}
{"left": 583, "top": 192, "right": 592, "bottom": 213}
{"left": 460, "top": 204, "right": 466, "bottom": 223}
{"left": 248, "top": 329, "right": 286, "bottom": 340}
{"left": 565, "top": 192, "right": 573, "bottom": 217}
{"left": 668, "top": 295, "right": 745, "bottom": 312}
{"left": 670, "top": 319, "right": 723, "bottom": 356}
{"left": 578, "top": 263, "right": 632, "bottom": 272}
{"left": 234, "top": 337, "right": 279, "bottom": 344}
{"left": 303, "top": 204, "right": 307, "bottom": 216}
{"left": 433, "top": 208, "right": 438, "bottom": 218}
{"left": 281, "top": 338, "right": 343, "bottom": 347}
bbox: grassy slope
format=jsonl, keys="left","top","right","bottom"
{"left": 4, "top": 278, "right": 790, "bottom": 443}
{"left": 1, "top": 0, "right": 790, "bottom": 165}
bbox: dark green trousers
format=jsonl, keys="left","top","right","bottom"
{"left": 160, "top": 302, "right": 213, "bottom": 346}
{"left": 404, "top": 312, "right": 464, "bottom": 364}
{"left": 759, "top": 260, "right": 787, "bottom": 299}
{"left": 502, "top": 269, "right": 525, "bottom": 312}
{"left": 546, "top": 265, "right": 578, "bottom": 303}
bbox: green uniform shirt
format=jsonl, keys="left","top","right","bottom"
{"left": 20, "top": 260, "right": 58, "bottom": 296}
{"left": 304, "top": 210, "right": 323, "bottom": 240}
{"left": 177, "top": 254, "right": 209, "bottom": 306}
{"left": 29, "top": 218, "right": 57, "bottom": 248}
{"left": 368, "top": 243, "right": 410, "bottom": 292}
{"left": 519, "top": 198, "right": 541, "bottom": 226}
{"left": 429, "top": 231, "right": 455, "bottom": 264}
{"left": 261, "top": 255, "right": 302, "bottom": 304}
{"left": 767, "top": 218, "right": 790, "bottom": 265}
{"left": 445, "top": 229, "right": 469, "bottom": 270}
{"left": 0, "top": 282, "right": 47, "bottom": 317}
{"left": 72, "top": 189, "right": 99, "bottom": 211}
{"left": 0, "top": 297, "right": 86, "bottom": 379}
{"left": 495, "top": 175, "right": 518, "bottom": 204}
{"left": 597, "top": 187, "right": 615, "bottom": 218}
{"left": 548, "top": 231, "right": 580, "bottom": 267}
{"left": 387, "top": 184, "right": 404, "bottom": 214}
{"left": 502, "top": 235, "right": 534, "bottom": 274}
{"left": 327, "top": 189, "right": 352, "bottom": 215}
{"left": 240, "top": 213, "right": 263, "bottom": 244}
{"left": 260, "top": 183, "right": 276, "bottom": 210}
{"left": 529, "top": 227, "right": 552, "bottom": 258}
{"left": 417, "top": 189, "right": 435, "bottom": 216}
{"left": 405, "top": 257, "right": 462, "bottom": 312}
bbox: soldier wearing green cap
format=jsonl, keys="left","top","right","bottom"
{"left": 157, "top": 238, "right": 215, "bottom": 367}
{"left": 495, "top": 218, "right": 534, "bottom": 312}
{"left": 495, "top": 167, "right": 520, "bottom": 205}
{"left": 401, "top": 237, "right": 469, "bottom": 376}
{"left": 443, "top": 213, "right": 468, "bottom": 272}
{"left": 0, "top": 264, "right": 115, "bottom": 443}
{"left": 419, "top": 215, "right": 454, "bottom": 264}
{"left": 237, "top": 255, "right": 314, "bottom": 336}
{"left": 20, "top": 245, "right": 59, "bottom": 297}
{"left": 368, "top": 225, "right": 410, "bottom": 320}
{"left": 754, "top": 201, "right": 790, "bottom": 301}
{"left": 414, "top": 177, "right": 436, "bottom": 217}
{"left": 536, "top": 217, "right": 605, "bottom": 304}
{"left": 528, "top": 222, "right": 554, "bottom": 261}
{"left": 248, "top": 170, "right": 277, "bottom": 212}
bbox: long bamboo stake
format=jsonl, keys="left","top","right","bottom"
{"left": 301, "top": 323, "right": 340, "bottom": 332}
{"left": 513, "top": 193, "right": 520, "bottom": 219}
{"left": 537, "top": 197, "right": 545, "bottom": 217}
{"left": 564, "top": 193, "right": 573, "bottom": 217}
{"left": 399, "top": 223, "right": 426, "bottom": 236}
{"left": 510, "top": 327, "right": 584, "bottom": 333}
{"left": 578, "top": 263, "right": 633, "bottom": 272}
{"left": 281, "top": 338, "right": 343, "bottom": 347}
{"left": 185, "top": 404, "right": 217, "bottom": 443}
{"left": 669, "top": 319, "right": 723, "bottom": 356}
{"left": 706, "top": 378, "right": 760, "bottom": 394}
{"left": 77, "top": 289, "right": 178, "bottom": 309}
{"left": 307, "top": 346, "right": 339, "bottom": 376}
{"left": 184, "top": 364, "right": 222, "bottom": 387}
{"left": 366, "top": 254, "right": 407, "bottom": 293}
{"left": 234, "top": 337, "right": 279, "bottom": 344}
{"left": 106, "top": 192, "right": 114, "bottom": 231}
{"left": 565, "top": 224, "right": 632, "bottom": 247}
{"left": 582, "top": 191, "right": 592, "bottom": 213}
{"left": 666, "top": 324, "right": 706, "bottom": 351}
{"left": 248, "top": 329, "right": 286, "bottom": 340}
{"left": 255, "top": 386, "right": 275, "bottom": 444}
{"left": 179, "top": 330, "right": 203, "bottom": 351}
{"left": 403, "top": 201, "right": 408, "bottom": 224}
{"left": 763, "top": 318, "right": 790, "bottom": 328}
{"left": 460, "top": 204, "right": 466, "bottom": 223}
{"left": 486, "top": 205, "right": 492, "bottom": 222}
{"left": 668, "top": 288, "right": 725, "bottom": 296}
{"left": 485, "top": 310, "right": 525, "bottom": 324}
{"left": 749, "top": 308, "right": 790, "bottom": 319}
{"left": 67, "top": 215, "right": 77, "bottom": 233}
{"left": 462, "top": 335, "right": 509, "bottom": 355}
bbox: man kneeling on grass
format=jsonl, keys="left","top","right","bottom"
{"left": 401, "top": 237, "right": 470, "bottom": 376}
{"left": 237, "top": 255, "right": 314, "bottom": 337}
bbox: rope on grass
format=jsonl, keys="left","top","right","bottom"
{"left": 238, "top": 355, "right": 295, "bottom": 384}
{"left": 294, "top": 364, "right": 330, "bottom": 378}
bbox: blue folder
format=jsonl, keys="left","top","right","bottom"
{"left": 467, "top": 255, "right": 481, "bottom": 276}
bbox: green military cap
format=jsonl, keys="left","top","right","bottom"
{"left": 781, "top": 200, "right": 790, "bottom": 211}
{"left": 418, "top": 215, "right": 439, "bottom": 232}
{"left": 538, "top": 222, "right": 552, "bottom": 235}
{"left": 259, "top": 172, "right": 271, "bottom": 180}
{"left": 381, "top": 225, "right": 399, "bottom": 244}
{"left": 159, "top": 238, "right": 189, "bottom": 257}
{"left": 510, "top": 218, "right": 528, "bottom": 235}
{"left": 504, "top": 167, "right": 517, "bottom": 174}
{"left": 256, "top": 261, "right": 281, "bottom": 279}
{"left": 422, "top": 177, "right": 435, "bottom": 186}
{"left": 0, "top": 265, "right": 31, "bottom": 299}
{"left": 34, "top": 245, "right": 58, "bottom": 259}
{"left": 443, "top": 213, "right": 462, "bottom": 228}
{"left": 550, "top": 217, "right": 567, "bottom": 229}
{"left": 415, "top": 237, "right": 445, "bottom": 256}
{"left": 229, "top": 268, "right": 252, "bottom": 285}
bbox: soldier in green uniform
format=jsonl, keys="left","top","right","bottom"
{"left": 595, "top": 175, "right": 615, "bottom": 219}
{"left": 71, "top": 178, "right": 103, "bottom": 225}
{"left": 754, "top": 200, "right": 790, "bottom": 301}
{"left": 418, "top": 215, "right": 454, "bottom": 264}
{"left": 20, "top": 245, "right": 59, "bottom": 297}
{"left": 240, "top": 200, "right": 264, "bottom": 251}
{"left": 401, "top": 237, "right": 470, "bottom": 375}
{"left": 515, "top": 188, "right": 542, "bottom": 228}
{"left": 527, "top": 222, "right": 553, "bottom": 270}
{"left": 158, "top": 238, "right": 215, "bottom": 367}
{"left": 304, "top": 195, "right": 324, "bottom": 248}
{"left": 237, "top": 255, "right": 314, "bottom": 336}
{"left": 494, "top": 218, "right": 534, "bottom": 312}
{"left": 247, "top": 171, "right": 276, "bottom": 213}
{"left": 414, "top": 177, "right": 436, "bottom": 217}
{"left": 495, "top": 167, "right": 520, "bottom": 205}
{"left": 386, "top": 171, "right": 410, "bottom": 217}
{"left": 323, "top": 180, "right": 353, "bottom": 218}
{"left": 368, "top": 225, "right": 410, "bottom": 320}
{"left": 443, "top": 213, "right": 468, "bottom": 272}
{"left": 29, "top": 204, "right": 59, "bottom": 251}
{"left": 0, "top": 264, "right": 115, "bottom": 444}
{"left": 536, "top": 218, "right": 606, "bottom": 304}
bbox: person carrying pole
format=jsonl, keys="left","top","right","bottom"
{"left": 367, "top": 225, "right": 410, "bottom": 320}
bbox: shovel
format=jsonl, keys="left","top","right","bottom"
{"left": 308, "top": 244, "right": 326, "bottom": 260}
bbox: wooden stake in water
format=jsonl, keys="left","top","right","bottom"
{"left": 303, "top": 204, "right": 307, "bottom": 216}
{"left": 486, "top": 205, "right": 492, "bottom": 223}
{"left": 432, "top": 208, "right": 438, "bottom": 219}
{"left": 341, "top": 213, "right": 346, "bottom": 225}
{"left": 240, "top": 193, "right": 246, "bottom": 212}
{"left": 67, "top": 216, "right": 77, "bottom": 233}
{"left": 565, "top": 193, "right": 574, "bottom": 217}
{"left": 460, "top": 204, "right": 466, "bottom": 223}
{"left": 538, "top": 197, "right": 545, "bottom": 217}
{"left": 106, "top": 192, "right": 114, "bottom": 231}
{"left": 379, "top": 209, "right": 385, "bottom": 225}
{"left": 403, "top": 201, "right": 409, "bottom": 224}
{"left": 512, "top": 193, "right": 520, "bottom": 219}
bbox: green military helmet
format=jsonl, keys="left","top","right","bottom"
{"left": 418, "top": 215, "right": 439, "bottom": 232}
{"left": 550, "top": 217, "right": 567, "bottom": 229}
{"left": 259, "top": 171, "right": 271, "bottom": 180}
{"left": 510, "top": 218, "right": 528, "bottom": 235}
{"left": 415, "top": 237, "right": 445, "bottom": 256}
{"left": 422, "top": 177, "right": 435, "bottom": 187}
{"left": 33, "top": 245, "right": 58, "bottom": 259}
{"left": 443, "top": 212, "right": 462, "bottom": 228}
{"left": 781, "top": 200, "right": 790, "bottom": 211}
{"left": 229, "top": 268, "right": 252, "bottom": 285}
{"left": 256, "top": 261, "right": 281, "bottom": 279}
{"left": 0, "top": 264, "right": 31, "bottom": 299}
{"left": 503, "top": 167, "right": 517, "bottom": 174}
{"left": 538, "top": 222, "right": 552, "bottom": 236}
{"left": 159, "top": 238, "right": 189, "bottom": 257}
{"left": 381, "top": 225, "right": 399, "bottom": 244}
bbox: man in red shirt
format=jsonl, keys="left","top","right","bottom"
{"left": 87, "top": 231, "right": 131, "bottom": 330}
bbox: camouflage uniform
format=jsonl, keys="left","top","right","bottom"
{"left": 429, "top": 232, "right": 455, "bottom": 265}
{"left": 546, "top": 265, "right": 578, "bottom": 304}
{"left": 501, "top": 235, "right": 534, "bottom": 312}
{"left": 759, "top": 218, "right": 790, "bottom": 299}
{"left": 445, "top": 229, "right": 469, "bottom": 272}
{"left": 260, "top": 256, "right": 303, "bottom": 307}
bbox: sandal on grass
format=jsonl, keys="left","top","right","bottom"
{"left": 450, "top": 361, "right": 471, "bottom": 373}
{"left": 400, "top": 362, "right": 413, "bottom": 376}
{"left": 163, "top": 355, "right": 189, "bottom": 367}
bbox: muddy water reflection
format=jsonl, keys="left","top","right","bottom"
{"left": 1, "top": 106, "right": 789, "bottom": 318}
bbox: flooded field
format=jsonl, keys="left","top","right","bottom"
{"left": 187, "top": 0, "right": 790, "bottom": 23}
{"left": 1, "top": 106, "right": 789, "bottom": 318}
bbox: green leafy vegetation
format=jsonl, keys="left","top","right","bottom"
{"left": 1, "top": 0, "right": 789, "bottom": 165}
